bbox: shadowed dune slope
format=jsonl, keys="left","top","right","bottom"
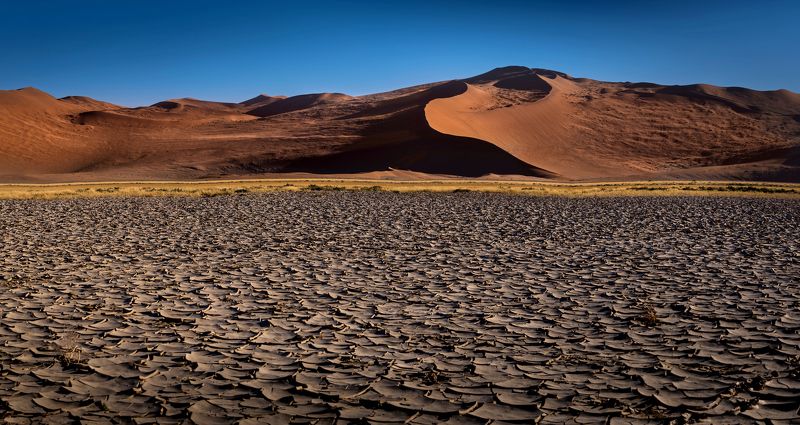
{"left": 285, "top": 81, "right": 551, "bottom": 177}
{"left": 426, "top": 68, "right": 800, "bottom": 180}
{"left": 1, "top": 67, "right": 799, "bottom": 182}
{"left": 239, "top": 94, "right": 286, "bottom": 108}
{"left": 246, "top": 93, "right": 354, "bottom": 117}
{"left": 59, "top": 96, "right": 121, "bottom": 111}
{"left": 151, "top": 98, "right": 240, "bottom": 112}
{"left": 426, "top": 75, "right": 626, "bottom": 178}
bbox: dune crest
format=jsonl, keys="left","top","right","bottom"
{"left": 285, "top": 80, "right": 550, "bottom": 177}
{"left": 239, "top": 93, "right": 286, "bottom": 108}
{"left": 0, "top": 88, "right": 110, "bottom": 177}
{"left": 1, "top": 66, "right": 799, "bottom": 182}
{"left": 427, "top": 75, "right": 618, "bottom": 178}
{"left": 59, "top": 96, "right": 121, "bottom": 111}
{"left": 426, "top": 68, "right": 800, "bottom": 180}
{"left": 246, "top": 93, "right": 353, "bottom": 117}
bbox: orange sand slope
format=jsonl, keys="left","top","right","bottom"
{"left": 1, "top": 66, "right": 799, "bottom": 182}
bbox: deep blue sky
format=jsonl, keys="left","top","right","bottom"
{"left": 1, "top": 0, "right": 798, "bottom": 106}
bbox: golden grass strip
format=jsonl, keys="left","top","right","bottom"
{"left": 0, "top": 179, "right": 798, "bottom": 200}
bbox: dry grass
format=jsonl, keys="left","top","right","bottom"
{"left": 55, "top": 331, "right": 83, "bottom": 366}
{"left": 638, "top": 305, "right": 660, "bottom": 327}
{"left": 0, "top": 179, "right": 798, "bottom": 200}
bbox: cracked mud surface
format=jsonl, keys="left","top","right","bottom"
{"left": 1, "top": 193, "right": 799, "bottom": 424}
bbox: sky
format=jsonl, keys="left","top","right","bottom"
{"left": 1, "top": 0, "right": 798, "bottom": 106}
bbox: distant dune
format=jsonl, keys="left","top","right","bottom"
{"left": 1, "top": 67, "right": 799, "bottom": 182}
{"left": 427, "top": 67, "right": 800, "bottom": 181}
{"left": 59, "top": 95, "right": 121, "bottom": 111}
{"left": 245, "top": 93, "right": 354, "bottom": 117}
{"left": 0, "top": 88, "right": 110, "bottom": 177}
{"left": 239, "top": 94, "right": 286, "bottom": 107}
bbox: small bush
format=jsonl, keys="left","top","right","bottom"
{"left": 200, "top": 190, "right": 230, "bottom": 198}
{"left": 638, "top": 305, "right": 659, "bottom": 327}
{"left": 691, "top": 185, "right": 796, "bottom": 194}
{"left": 306, "top": 184, "right": 344, "bottom": 191}
{"left": 56, "top": 332, "right": 83, "bottom": 366}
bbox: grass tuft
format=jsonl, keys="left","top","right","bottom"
{"left": 306, "top": 184, "right": 344, "bottom": 191}
{"left": 55, "top": 331, "right": 83, "bottom": 366}
{"left": 638, "top": 305, "right": 659, "bottom": 327}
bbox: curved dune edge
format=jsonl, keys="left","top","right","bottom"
{"left": 284, "top": 81, "right": 554, "bottom": 178}
{"left": 425, "top": 76, "right": 625, "bottom": 180}
{"left": 0, "top": 88, "right": 111, "bottom": 175}
{"left": 2, "top": 66, "right": 799, "bottom": 182}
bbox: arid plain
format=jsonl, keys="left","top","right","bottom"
{"left": 1, "top": 66, "right": 800, "bottom": 423}
{"left": 1, "top": 192, "right": 799, "bottom": 423}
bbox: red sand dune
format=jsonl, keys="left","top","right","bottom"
{"left": 0, "top": 88, "right": 110, "bottom": 177}
{"left": 427, "top": 67, "right": 800, "bottom": 181}
{"left": 246, "top": 93, "right": 353, "bottom": 117}
{"left": 1, "top": 67, "right": 799, "bottom": 182}
{"left": 59, "top": 96, "right": 121, "bottom": 111}
{"left": 239, "top": 94, "right": 286, "bottom": 108}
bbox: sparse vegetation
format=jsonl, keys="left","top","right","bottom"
{"left": 305, "top": 184, "right": 346, "bottom": 191}
{"left": 638, "top": 305, "right": 659, "bottom": 327}
{"left": 306, "top": 184, "right": 345, "bottom": 191}
{"left": 691, "top": 184, "right": 796, "bottom": 194}
{"left": 55, "top": 331, "right": 83, "bottom": 366}
{"left": 632, "top": 184, "right": 797, "bottom": 194}
{"left": 201, "top": 190, "right": 230, "bottom": 197}
{"left": 0, "top": 179, "right": 797, "bottom": 200}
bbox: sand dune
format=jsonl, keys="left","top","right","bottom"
{"left": 1, "top": 67, "right": 799, "bottom": 182}
{"left": 0, "top": 88, "right": 109, "bottom": 177}
{"left": 426, "top": 75, "right": 613, "bottom": 178}
{"left": 282, "top": 81, "right": 550, "bottom": 177}
{"left": 239, "top": 93, "right": 286, "bottom": 107}
{"left": 0, "top": 87, "right": 76, "bottom": 112}
{"left": 59, "top": 95, "right": 121, "bottom": 111}
{"left": 427, "top": 68, "right": 800, "bottom": 180}
{"left": 246, "top": 92, "right": 353, "bottom": 117}
{"left": 151, "top": 98, "right": 240, "bottom": 112}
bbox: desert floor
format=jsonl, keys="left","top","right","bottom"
{"left": 1, "top": 192, "right": 799, "bottom": 423}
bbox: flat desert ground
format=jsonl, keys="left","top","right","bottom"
{"left": 1, "top": 191, "right": 799, "bottom": 423}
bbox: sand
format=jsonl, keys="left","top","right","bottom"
{"left": 0, "top": 193, "right": 799, "bottom": 422}
{"left": 0, "top": 67, "right": 799, "bottom": 182}
{"left": 427, "top": 68, "right": 800, "bottom": 180}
